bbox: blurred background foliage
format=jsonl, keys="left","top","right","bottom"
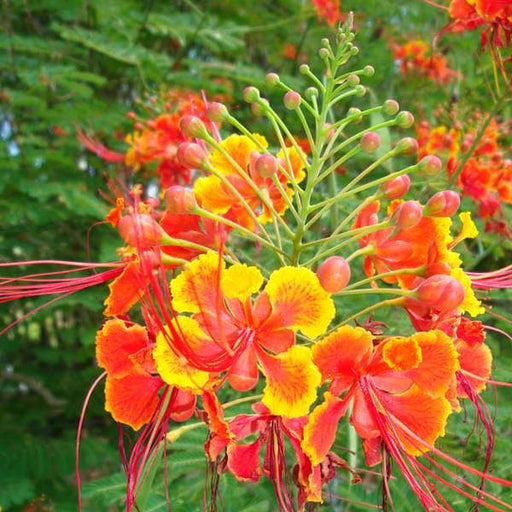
{"left": 1, "top": 0, "right": 510, "bottom": 510}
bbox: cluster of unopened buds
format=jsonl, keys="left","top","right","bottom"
{"left": 2, "top": 17, "right": 512, "bottom": 512}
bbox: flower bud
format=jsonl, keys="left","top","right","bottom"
{"left": 207, "top": 102, "right": 229, "bottom": 122}
{"left": 118, "top": 214, "right": 162, "bottom": 249}
{"left": 347, "top": 107, "right": 362, "bottom": 122}
{"left": 416, "top": 274, "right": 465, "bottom": 312}
{"left": 317, "top": 256, "right": 351, "bottom": 293}
{"left": 164, "top": 185, "right": 197, "bottom": 214}
{"left": 299, "top": 64, "right": 310, "bottom": 75}
{"left": 265, "top": 72, "right": 280, "bottom": 87}
{"left": 319, "top": 47, "right": 330, "bottom": 60}
{"left": 251, "top": 99, "right": 268, "bottom": 116}
{"left": 395, "top": 137, "right": 418, "bottom": 155}
{"left": 424, "top": 190, "right": 460, "bottom": 217}
{"left": 360, "top": 132, "right": 381, "bottom": 153}
{"left": 347, "top": 74, "right": 360, "bottom": 87}
{"left": 305, "top": 87, "right": 318, "bottom": 100}
{"left": 383, "top": 99, "right": 399, "bottom": 116}
{"left": 177, "top": 142, "right": 208, "bottom": 168}
{"left": 350, "top": 46, "right": 359, "bottom": 55}
{"left": 255, "top": 154, "right": 278, "bottom": 178}
{"left": 363, "top": 65, "right": 375, "bottom": 77}
{"left": 396, "top": 111, "right": 414, "bottom": 129}
{"left": 243, "top": 86, "right": 260, "bottom": 103}
{"left": 354, "top": 85, "right": 366, "bottom": 97}
{"left": 391, "top": 201, "right": 423, "bottom": 229}
{"left": 284, "top": 91, "right": 301, "bottom": 110}
{"left": 127, "top": 111, "right": 136, "bottom": 120}
{"left": 380, "top": 174, "right": 410, "bottom": 199}
{"left": 418, "top": 155, "right": 442, "bottom": 175}
{"left": 321, "top": 38, "right": 330, "bottom": 47}
{"left": 180, "top": 115, "right": 208, "bottom": 138}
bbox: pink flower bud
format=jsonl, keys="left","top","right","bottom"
{"left": 265, "top": 72, "right": 280, "bottom": 87}
{"left": 118, "top": 214, "right": 163, "bottom": 249}
{"left": 383, "top": 99, "right": 399, "bottom": 116}
{"left": 396, "top": 111, "right": 414, "bottom": 129}
{"left": 380, "top": 174, "right": 410, "bottom": 199}
{"left": 243, "top": 86, "right": 260, "bottom": 103}
{"left": 363, "top": 65, "right": 375, "bottom": 77}
{"left": 424, "top": 190, "right": 460, "bottom": 217}
{"left": 284, "top": 91, "right": 301, "bottom": 110}
{"left": 127, "top": 111, "right": 136, "bottom": 120}
{"left": 347, "top": 74, "right": 360, "bottom": 86}
{"left": 391, "top": 201, "right": 423, "bottom": 229}
{"left": 317, "top": 256, "right": 351, "bottom": 293}
{"left": 207, "top": 102, "right": 229, "bottom": 122}
{"left": 177, "top": 142, "right": 208, "bottom": 168}
{"left": 418, "top": 155, "right": 442, "bottom": 175}
{"left": 416, "top": 274, "right": 465, "bottom": 312}
{"left": 395, "top": 137, "right": 418, "bottom": 155}
{"left": 255, "top": 154, "right": 278, "bottom": 178}
{"left": 179, "top": 115, "right": 208, "bottom": 138}
{"left": 354, "top": 85, "right": 366, "bottom": 97}
{"left": 164, "top": 186, "right": 197, "bottom": 214}
{"left": 360, "top": 132, "right": 381, "bottom": 153}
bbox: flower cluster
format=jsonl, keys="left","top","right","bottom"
{"left": 417, "top": 114, "right": 512, "bottom": 235}
{"left": 391, "top": 39, "right": 458, "bottom": 85}
{"left": 446, "top": 0, "right": 512, "bottom": 48}
{"left": 79, "top": 89, "right": 216, "bottom": 189}
{"left": 2, "top": 17, "right": 511, "bottom": 512}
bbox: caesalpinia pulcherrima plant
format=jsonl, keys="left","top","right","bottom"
{"left": 2, "top": 16, "right": 512, "bottom": 511}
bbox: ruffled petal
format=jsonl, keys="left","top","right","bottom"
{"left": 194, "top": 175, "right": 233, "bottom": 214}
{"left": 260, "top": 346, "right": 321, "bottom": 418}
{"left": 456, "top": 339, "right": 492, "bottom": 396}
{"left": 375, "top": 386, "right": 452, "bottom": 457}
{"left": 203, "top": 391, "right": 233, "bottom": 460}
{"left": 154, "top": 322, "right": 210, "bottom": 394}
{"left": 302, "top": 391, "right": 350, "bottom": 465}
{"left": 220, "top": 263, "right": 263, "bottom": 300}
{"left": 104, "top": 261, "right": 144, "bottom": 316}
{"left": 170, "top": 251, "right": 224, "bottom": 313}
{"left": 96, "top": 319, "right": 149, "bottom": 378}
{"left": 277, "top": 145, "right": 306, "bottom": 183}
{"left": 227, "top": 437, "right": 264, "bottom": 482}
{"left": 105, "top": 374, "right": 163, "bottom": 431}
{"left": 312, "top": 326, "right": 373, "bottom": 390}
{"left": 265, "top": 266, "right": 335, "bottom": 338}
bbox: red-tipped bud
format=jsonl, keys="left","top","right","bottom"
{"left": 418, "top": 154, "right": 442, "bottom": 175}
{"left": 127, "top": 111, "right": 136, "bottom": 120}
{"left": 251, "top": 99, "right": 269, "bottom": 116}
{"left": 416, "top": 274, "right": 465, "bottom": 312}
{"left": 207, "top": 102, "right": 229, "bottom": 122}
{"left": 396, "top": 111, "right": 414, "bottom": 129}
{"left": 395, "top": 137, "right": 418, "bottom": 155}
{"left": 284, "top": 91, "right": 301, "bottom": 110}
{"left": 383, "top": 99, "right": 399, "bottom": 116}
{"left": 134, "top": 122, "right": 144, "bottom": 131}
{"left": 243, "top": 86, "right": 260, "bottom": 103}
{"left": 317, "top": 256, "right": 351, "bottom": 293}
{"left": 424, "top": 190, "right": 460, "bottom": 217}
{"left": 255, "top": 154, "right": 278, "bottom": 178}
{"left": 360, "top": 132, "right": 381, "bottom": 153}
{"left": 164, "top": 185, "right": 197, "bottom": 214}
{"left": 391, "top": 201, "right": 423, "bottom": 229}
{"left": 347, "top": 74, "right": 360, "bottom": 86}
{"left": 380, "top": 174, "right": 410, "bottom": 199}
{"left": 363, "top": 65, "right": 375, "bottom": 77}
{"left": 347, "top": 107, "right": 362, "bottom": 122}
{"left": 179, "top": 115, "right": 208, "bottom": 138}
{"left": 265, "top": 72, "right": 280, "bottom": 87}
{"left": 118, "top": 214, "right": 162, "bottom": 249}
{"left": 354, "top": 85, "right": 366, "bottom": 97}
{"left": 177, "top": 142, "right": 208, "bottom": 168}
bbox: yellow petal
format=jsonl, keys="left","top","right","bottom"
{"left": 194, "top": 175, "right": 233, "bottom": 214}
{"left": 221, "top": 263, "right": 264, "bottom": 300}
{"left": 265, "top": 266, "right": 335, "bottom": 338}
{"left": 260, "top": 345, "right": 321, "bottom": 418}
{"left": 451, "top": 267, "right": 485, "bottom": 317}
{"left": 154, "top": 318, "right": 210, "bottom": 394}
{"left": 171, "top": 251, "right": 224, "bottom": 313}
